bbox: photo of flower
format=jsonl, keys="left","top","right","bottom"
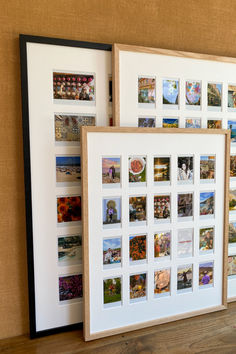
{"left": 59, "top": 274, "right": 83, "bottom": 301}
{"left": 129, "top": 235, "right": 146, "bottom": 262}
{"left": 57, "top": 196, "right": 81, "bottom": 223}
{"left": 186, "top": 81, "right": 201, "bottom": 106}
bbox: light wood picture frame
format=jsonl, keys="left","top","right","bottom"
{"left": 20, "top": 34, "right": 112, "bottom": 337}
{"left": 113, "top": 43, "right": 236, "bottom": 302}
{"left": 82, "top": 126, "right": 230, "bottom": 341}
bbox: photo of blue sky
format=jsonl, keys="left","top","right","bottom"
{"left": 200, "top": 192, "right": 214, "bottom": 203}
{"left": 56, "top": 156, "right": 80, "bottom": 166}
{"left": 103, "top": 238, "right": 121, "bottom": 251}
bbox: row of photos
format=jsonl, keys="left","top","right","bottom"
{"left": 103, "top": 262, "right": 214, "bottom": 307}
{"left": 53, "top": 71, "right": 236, "bottom": 305}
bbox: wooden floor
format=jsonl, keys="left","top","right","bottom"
{"left": 1, "top": 303, "right": 236, "bottom": 354}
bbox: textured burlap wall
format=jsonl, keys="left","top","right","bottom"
{"left": 1, "top": 0, "right": 236, "bottom": 339}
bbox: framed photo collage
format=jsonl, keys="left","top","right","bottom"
{"left": 82, "top": 127, "right": 229, "bottom": 340}
{"left": 114, "top": 43, "right": 236, "bottom": 304}
{"left": 21, "top": 37, "right": 232, "bottom": 340}
{"left": 20, "top": 35, "right": 112, "bottom": 337}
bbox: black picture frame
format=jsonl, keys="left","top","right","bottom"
{"left": 19, "top": 34, "right": 112, "bottom": 338}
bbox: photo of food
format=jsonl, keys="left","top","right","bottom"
{"left": 200, "top": 156, "right": 215, "bottom": 180}
{"left": 102, "top": 157, "right": 121, "bottom": 185}
{"left": 199, "top": 227, "right": 214, "bottom": 252}
{"left": 130, "top": 273, "right": 146, "bottom": 300}
{"left": 129, "top": 156, "right": 146, "bottom": 184}
{"left": 154, "top": 195, "right": 171, "bottom": 221}
{"left": 57, "top": 196, "right": 81, "bottom": 223}
{"left": 53, "top": 72, "right": 95, "bottom": 101}
{"left": 228, "top": 85, "right": 236, "bottom": 108}
{"left": 230, "top": 156, "right": 236, "bottom": 178}
{"left": 58, "top": 235, "right": 82, "bottom": 265}
{"left": 154, "top": 269, "right": 170, "bottom": 296}
{"left": 129, "top": 235, "right": 146, "bottom": 262}
{"left": 129, "top": 196, "right": 146, "bottom": 222}
{"left": 56, "top": 156, "right": 81, "bottom": 183}
{"left": 138, "top": 117, "right": 156, "bottom": 127}
{"left": 138, "top": 77, "right": 155, "bottom": 104}
{"left": 177, "top": 265, "right": 193, "bottom": 291}
{"left": 59, "top": 274, "right": 83, "bottom": 302}
{"left": 185, "top": 118, "right": 201, "bottom": 128}
{"left": 103, "top": 197, "right": 121, "bottom": 227}
{"left": 207, "top": 120, "right": 222, "bottom": 129}
{"left": 103, "top": 238, "right": 121, "bottom": 266}
{"left": 229, "top": 190, "right": 236, "bottom": 212}
{"left": 177, "top": 229, "right": 193, "bottom": 258}
{"left": 154, "top": 231, "right": 171, "bottom": 258}
{"left": 186, "top": 81, "right": 201, "bottom": 106}
{"left": 228, "top": 255, "right": 236, "bottom": 277}
{"left": 163, "top": 79, "right": 179, "bottom": 105}
{"left": 177, "top": 193, "right": 193, "bottom": 218}
{"left": 178, "top": 156, "right": 193, "bottom": 182}
{"left": 208, "top": 83, "right": 222, "bottom": 107}
{"left": 153, "top": 157, "right": 170, "bottom": 183}
{"left": 54, "top": 114, "right": 95, "bottom": 142}
{"left": 199, "top": 262, "right": 213, "bottom": 287}
{"left": 104, "top": 277, "right": 121, "bottom": 305}
{"left": 162, "top": 118, "right": 179, "bottom": 128}
{"left": 228, "top": 120, "right": 236, "bottom": 144}
{"left": 229, "top": 223, "right": 236, "bottom": 244}
{"left": 200, "top": 192, "right": 214, "bottom": 216}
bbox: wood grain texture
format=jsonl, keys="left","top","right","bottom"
{"left": 1, "top": 0, "right": 236, "bottom": 339}
{"left": 1, "top": 302, "right": 236, "bottom": 353}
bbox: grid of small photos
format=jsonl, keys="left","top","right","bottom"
{"left": 136, "top": 76, "right": 236, "bottom": 295}
{"left": 54, "top": 71, "right": 112, "bottom": 304}
{"left": 101, "top": 154, "right": 216, "bottom": 307}
{"left": 136, "top": 78, "right": 236, "bottom": 129}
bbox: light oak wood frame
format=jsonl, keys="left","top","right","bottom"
{"left": 81, "top": 126, "right": 230, "bottom": 341}
{"left": 113, "top": 43, "right": 236, "bottom": 127}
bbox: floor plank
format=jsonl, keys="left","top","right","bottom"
{"left": 1, "top": 303, "right": 236, "bottom": 353}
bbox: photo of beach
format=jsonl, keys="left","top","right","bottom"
{"left": 58, "top": 235, "right": 82, "bottom": 265}
{"left": 56, "top": 156, "right": 81, "bottom": 183}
